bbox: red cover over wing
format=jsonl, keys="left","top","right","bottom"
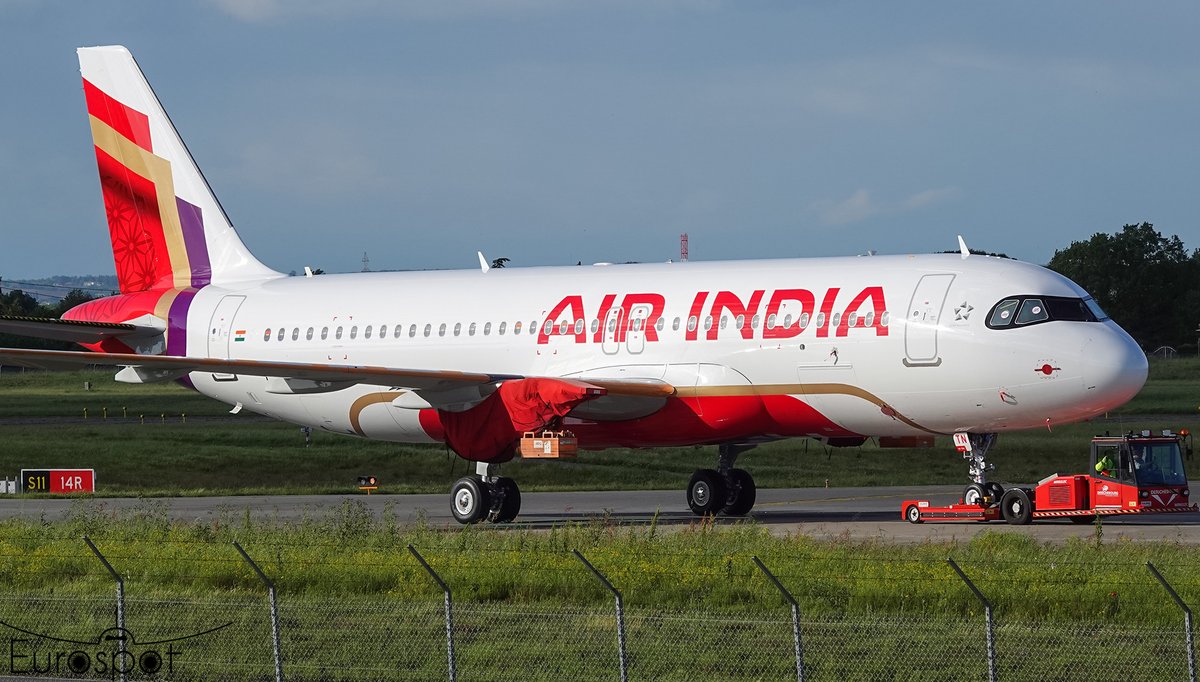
{"left": 438, "top": 378, "right": 601, "bottom": 462}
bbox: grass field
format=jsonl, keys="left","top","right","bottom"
{"left": 1, "top": 364, "right": 1198, "bottom": 679}
{"left": 0, "top": 358, "right": 1196, "bottom": 495}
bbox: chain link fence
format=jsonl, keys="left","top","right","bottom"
{"left": 0, "top": 545, "right": 1195, "bottom": 681}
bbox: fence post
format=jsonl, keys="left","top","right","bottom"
{"left": 947, "top": 558, "right": 997, "bottom": 682}
{"left": 752, "top": 556, "right": 806, "bottom": 682}
{"left": 234, "top": 541, "right": 284, "bottom": 682}
{"left": 573, "top": 549, "right": 629, "bottom": 682}
{"left": 84, "top": 536, "right": 126, "bottom": 682}
{"left": 408, "top": 544, "right": 457, "bottom": 682}
{"left": 1147, "top": 562, "right": 1196, "bottom": 682}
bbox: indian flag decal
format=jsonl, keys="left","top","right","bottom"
{"left": 234, "top": 330, "right": 246, "bottom": 342}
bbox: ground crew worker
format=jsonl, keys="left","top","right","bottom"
{"left": 1095, "top": 452, "right": 1115, "bottom": 476}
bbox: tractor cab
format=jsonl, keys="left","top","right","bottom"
{"left": 1089, "top": 432, "right": 1191, "bottom": 511}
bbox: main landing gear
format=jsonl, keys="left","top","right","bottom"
{"left": 451, "top": 462, "right": 522, "bottom": 524}
{"left": 959, "top": 432, "right": 1003, "bottom": 507}
{"left": 687, "top": 443, "right": 758, "bottom": 517}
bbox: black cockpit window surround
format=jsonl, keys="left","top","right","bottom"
{"left": 985, "top": 295, "right": 1102, "bottom": 330}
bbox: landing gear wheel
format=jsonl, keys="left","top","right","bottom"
{"left": 905, "top": 504, "right": 923, "bottom": 524}
{"left": 687, "top": 469, "right": 727, "bottom": 516}
{"left": 451, "top": 476, "right": 490, "bottom": 525}
{"left": 490, "top": 477, "right": 522, "bottom": 523}
{"left": 963, "top": 483, "right": 988, "bottom": 508}
{"left": 1000, "top": 488, "right": 1033, "bottom": 525}
{"left": 984, "top": 482, "right": 1004, "bottom": 504}
{"left": 721, "top": 469, "right": 757, "bottom": 516}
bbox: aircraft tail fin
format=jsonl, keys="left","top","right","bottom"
{"left": 77, "top": 45, "right": 280, "bottom": 294}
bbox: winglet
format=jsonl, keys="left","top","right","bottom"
{"left": 957, "top": 235, "right": 970, "bottom": 260}
{"left": 478, "top": 251, "right": 490, "bottom": 273}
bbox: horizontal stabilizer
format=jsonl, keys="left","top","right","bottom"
{"left": 0, "top": 316, "right": 161, "bottom": 344}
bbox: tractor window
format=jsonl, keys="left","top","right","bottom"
{"left": 1094, "top": 444, "right": 1137, "bottom": 482}
{"left": 1131, "top": 442, "right": 1187, "bottom": 486}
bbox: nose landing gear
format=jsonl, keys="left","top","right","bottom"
{"left": 686, "top": 443, "right": 758, "bottom": 517}
{"left": 451, "top": 462, "right": 522, "bottom": 524}
{"left": 958, "top": 433, "right": 1001, "bottom": 506}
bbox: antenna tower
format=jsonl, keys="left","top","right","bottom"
{"left": 361, "top": 251, "right": 370, "bottom": 272}
{"left": 680, "top": 233, "right": 689, "bottom": 262}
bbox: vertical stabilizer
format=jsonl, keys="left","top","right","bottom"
{"left": 77, "top": 45, "right": 280, "bottom": 293}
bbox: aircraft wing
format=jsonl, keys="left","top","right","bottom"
{"left": 0, "top": 347, "right": 676, "bottom": 398}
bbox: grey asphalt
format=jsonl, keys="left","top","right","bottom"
{"left": 2, "top": 484, "right": 1198, "bottom": 543}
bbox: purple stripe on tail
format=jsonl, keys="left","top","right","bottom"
{"left": 177, "top": 197, "right": 212, "bottom": 287}
{"left": 166, "top": 289, "right": 197, "bottom": 356}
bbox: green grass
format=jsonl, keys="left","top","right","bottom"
{"left": 0, "top": 359, "right": 1197, "bottom": 496}
{"left": 2, "top": 506, "right": 1198, "bottom": 625}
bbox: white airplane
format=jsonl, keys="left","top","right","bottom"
{"left": 0, "top": 46, "right": 1148, "bottom": 524}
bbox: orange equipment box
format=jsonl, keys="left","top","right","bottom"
{"left": 519, "top": 430, "right": 579, "bottom": 459}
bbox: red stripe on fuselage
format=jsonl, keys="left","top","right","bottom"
{"left": 83, "top": 79, "right": 152, "bottom": 152}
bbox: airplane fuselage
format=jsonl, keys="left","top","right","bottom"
{"left": 125, "top": 253, "right": 1147, "bottom": 449}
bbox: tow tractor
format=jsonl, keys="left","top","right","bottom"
{"left": 903, "top": 430, "right": 1197, "bottom": 524}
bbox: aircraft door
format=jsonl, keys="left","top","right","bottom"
{"left": 625, "top": 304, "right": 652, "bottom": 354}
{"left": 207, "top": 295, "right": 246, "bottom": 359}
{"left": 601, "top": 307, "right": 624, "bottom": 355}
{"left": 903, "top": 274, "right": 955, "bottom": 367}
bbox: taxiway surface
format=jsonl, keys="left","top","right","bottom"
{"left": 3, "top": 485, "right": 1199, "bottom": 543}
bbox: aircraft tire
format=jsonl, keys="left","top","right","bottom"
{"left": 963, "top": 483, "right": 988, "bottom": 507}
{"left": 722, "top": 469, "right": 757, "bottom": 516}
{"left": 451, "top": 476, "right": 490, "bottom": 525}
{"left": 687, "top": 469, "right": 726, "bottom": 516}
{"left": 491, "top": 477, "right": 522, "bottom": 523}
{"left": 985, "top": 482, "right": 1004, "bottom": 504}
{"left": 1000, "top": 488, "right": 1033, "bottom": 525}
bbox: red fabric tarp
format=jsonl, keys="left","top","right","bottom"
{"left": 437, "top": 378, "right": 602, "bottom": 462}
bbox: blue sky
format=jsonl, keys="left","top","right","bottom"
{"left": 1, "top": 1, "right": 1197, "bottom": 277}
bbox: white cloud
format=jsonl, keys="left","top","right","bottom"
{"left": 814, "top": 186, "right": 958, "bottom": 226}
{"left": 816, "top": 189, "right": 876, "bottom": 226}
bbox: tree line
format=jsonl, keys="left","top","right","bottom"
{"left": 1, "top": 222, "right": 1197, "bottom": 353}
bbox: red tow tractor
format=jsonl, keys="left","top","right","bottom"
{"left": 903, "top": 430, "right": 1197, "bottom": 524}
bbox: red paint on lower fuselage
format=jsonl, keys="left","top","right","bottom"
{"left": 568, "top": 394, "right": 857, "bottom": 449}
{"left": 419, "top": 393, "right": 856, "bottom": 458}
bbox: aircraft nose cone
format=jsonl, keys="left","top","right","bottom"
{"left": 1082, "top": 323, "right": 1148, "bottom": 411}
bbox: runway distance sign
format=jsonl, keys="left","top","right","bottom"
{"left": 20, "top": 469, "right": 96, "bottom": 494}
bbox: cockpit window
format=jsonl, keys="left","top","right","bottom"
{"left": 985, "top": 295, "right": 1100, "bottom": 330}
{"left": 1015, "top": 299, "right": 1048, "bottom": 325}
{"left": 989, "top": 299, "right": 1020, "bottom": 327}
{"left": 1083, "top": 297, "right": 1109, "bottom": 321}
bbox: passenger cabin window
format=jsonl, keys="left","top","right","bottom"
{"left": 349, "top": 326, "right": 358, "bottom": 339}
{"left": 500, "top": 321, "right": 508, "bottom": 335}
{"left": 672, "top": 317, "right": 681, "bottom": 332}
{"left": 364, "top": 326, "right": 373, "bottom": 339}
{"left": 306, "top": 327, "right": 314, "bottom": 341}
{"left": 335, "top": 326, "right": 343, "bottom": 340}
{"left": 321, "top": 327, "right": 329, "bottom": 340}
{"left": 291, "top": 328, "right": 299, "bottom": 341}
{"left": 276, "top": 328, "right": 284, "bottom": 341}
{"left": 454, "top": 323, "right": 461, "bottom": 337}
{"left": 514, "top": 321, "right": 522, "bottom": 335}
{"left": 484, "top": 322, "right": 492, "bottom": 335}
{"left": 379, "top": 325, "right": 387, "bottom": 339}
{"left": 263, "top": 328, "right": 272, "bottom": 341}
{"left": 423, "top": 324, "right": 432, "bottom": 337}
{"left": 409, "top": 324, "right": 417, "bottom": 338}
{"left": 439, "top": 323, "right": 447, "bottom": 337}
{"left": 470, "top": 322, "right": 477, "bottom": 336}
{"left": 591, "top": 319, "right": 600, "bottom": 334}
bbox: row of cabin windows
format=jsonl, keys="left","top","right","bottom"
{"left": 260, "top": 310, "right": 891, "bottom": 344}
